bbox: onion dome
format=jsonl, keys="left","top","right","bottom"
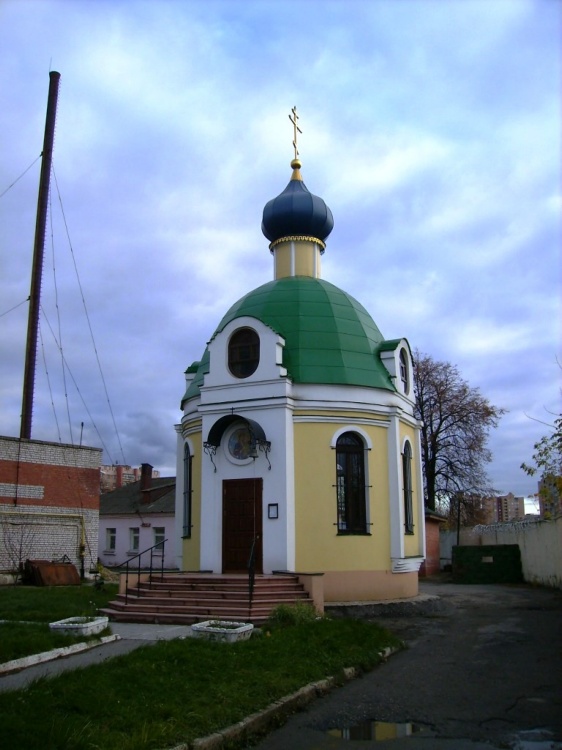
{"left": 261, "top": 159, "right": 334, "bottom": 246}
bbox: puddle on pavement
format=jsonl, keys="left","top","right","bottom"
{"left": 511, "top": 728, "right": 562, "bottom": 749}
{"left": 327, "top": 724, "right": 562, "bottom": 747}
{"left": 327, "top": 721, "right": 430, "bottom": 741}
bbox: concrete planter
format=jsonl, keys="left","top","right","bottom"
{"left": 191, "top": 620, "right": 254, "bottom": 643}
{"left": 49, "top": 616, "right": 109, "bottom": 636}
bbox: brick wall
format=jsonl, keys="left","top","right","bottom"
{"left": 0, "top": 505, "right": 99, "bottom": 573}
{"left": 0, "top": 436, "right": 102, "bottom": 575}
{"left": 419, "top": 514, "right": 445, "bottom": 577}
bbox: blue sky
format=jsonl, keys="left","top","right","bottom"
{"left": 1, "top": 0, "right": 560, "bottom": 499}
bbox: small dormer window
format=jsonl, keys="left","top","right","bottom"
{"left": 228, "top": 328, "right": 260, "bottom": 378}
{"left": 399, "top": 349, "right": 409, "bottom": 394}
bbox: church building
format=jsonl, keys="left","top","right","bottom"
{"left": 174, "top": 128, "right": 425, "bottom": 603}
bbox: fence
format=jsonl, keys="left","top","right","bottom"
{"left": 441, "top": 516, "right": 562, "bottom": 589}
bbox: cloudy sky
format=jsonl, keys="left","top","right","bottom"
{"left": 1, "top": 0, "right": 560, "bottom": 502}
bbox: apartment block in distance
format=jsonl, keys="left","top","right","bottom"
{"left": 100, "top": 464, "right": 160, "bottom": 494}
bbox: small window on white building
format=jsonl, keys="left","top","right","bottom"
{"left": 402, "top": 440, "right": 414, "bottom": 534}
{"left": 399, "top": 349, "right": 409, "bottom": 394}
{"left": 154, "top": 527, "right": 166, "bottom": 554}
{"left": 106, "top": 528, "right": 116, "bottom": 552}
{"left": 129, "top": 527, "right": 139, "bottom": 553}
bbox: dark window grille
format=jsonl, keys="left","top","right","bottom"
{"left": 402, "top": 440, "right": 414, "bottom": 533}
{"left": 183, "top": 443, "right": 192, "bottom": 538}
{"left": 399, "top": 349, "right": 409, "bottom": 393}
{"left": 336, "top": 432, "right": 368, "bottom": 534}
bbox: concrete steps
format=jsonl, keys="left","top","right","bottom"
{"left": 100, "top": 573, "right": 312, "bottom": 626}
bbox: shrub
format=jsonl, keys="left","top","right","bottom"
{"left": 266, "top": 602, "right": 323, "bottom": 628}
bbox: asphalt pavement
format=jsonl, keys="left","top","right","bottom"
{"left": 246, "top": 580, "right": 562, "bottom": 750}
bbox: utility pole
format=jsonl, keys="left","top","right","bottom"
{"left": 20, "top": 71, "right": 61, "bottom": 439}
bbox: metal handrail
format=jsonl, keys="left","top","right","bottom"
{"left": 123, "top": 539, "right": 167, "bottom": 604}
{"left": 247, "top": 536, "right": 259, "bottom": 620}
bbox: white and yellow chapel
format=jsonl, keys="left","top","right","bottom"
{"left": 174, "top": 122, "right": 426, "bottom": 603}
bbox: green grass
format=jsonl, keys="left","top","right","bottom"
{"left": 0, "top": 597, "right": 402, "bottom": 750}
{"left": 0, "top": 583, "right": 118, "bottom": 663}
{"left": 0, "top": 621, "right": 112, "bottom": 663}
{"left": 0, "top": 582, "right": 118, "bottom": 623}
{"left": 266, "top": 600, "right": 323, "bottom": 627}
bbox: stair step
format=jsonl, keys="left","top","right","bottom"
{"left": 103, "top": 607, "right": 275, "bottom": 620}
{"left": 106, "top": 600, "right": 304, "bottom": 613}
{"left": 100, "top": 609, "right": 272, "bottom": 626}
{"left": 102, "top": 573, "right": 314, "bottom": 625}
{"left": 105, "top": 598, "right": 304, "bottom": 613}
{"left": 144, "top": 581, "right": 302, "bottom": 592}
{"left": 124, "top": 591, "right": 308, "bottom": 602}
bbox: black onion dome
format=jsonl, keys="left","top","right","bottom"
{"left": 261, "top": 159, "right": 334, "bottom": 244}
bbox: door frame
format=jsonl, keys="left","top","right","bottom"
{"left": 222, "top": 478, "right": 263, "bottom": 574}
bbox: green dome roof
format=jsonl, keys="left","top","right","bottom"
{"left": 182, "top": 277, "right": 395, "bottom": 404}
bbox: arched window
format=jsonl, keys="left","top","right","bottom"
{"left": 228, "top": 328, "right": 260, "bottom": 378}
{"left": 399, "top": 348, "right": 409, "bottom": 394}
{"left": 183, "top": 443, "right": 192, "bottom": 538}
{"left": 336, "top": 432, "right": 368, "bottom": 534}
{"left": 402, "top": 440, "right": 414, "bottom": 534}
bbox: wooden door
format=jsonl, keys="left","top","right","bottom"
{"left": 222, "top": 478, "right": 263, "bottom": 574}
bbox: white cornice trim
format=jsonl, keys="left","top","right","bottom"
{"left": 329, "top": 425, "right": 374, "bottom": 448}
{"left": 391, "top": 556, "right": 424, "bottom": 573}
{"left": 291, "top": 383, "right": 415, "bottom": 412}
{"left": 294, "top": 403, "right": 420, "bottom": 429}
{"left": 180, "top": 419, "right": 202, "bottom": 435}
{"left": 198, "top": 397, "right": 295, "bottom": 415}
{"left": 295, "top": 415, "right": 389, "bottom": 429}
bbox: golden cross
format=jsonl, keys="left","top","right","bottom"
{"left": 289, "top": 106, "right": 302, "bottom": 160}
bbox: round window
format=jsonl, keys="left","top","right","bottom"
{"left": 228, "top": 328, "right": 260, "bottom": 378}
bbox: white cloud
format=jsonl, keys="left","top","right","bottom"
{"left": 452, "top": 320, "right": 535, "bottom": 357}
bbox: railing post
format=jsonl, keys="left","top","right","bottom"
{"left": 125, "top": 560, "right": 129, "bottom": 605}
{"left": 119, "top": 540, "right": 169, "bottom": 606}
{"left": 247, "top": 536, "right": 258, "bottom": 621}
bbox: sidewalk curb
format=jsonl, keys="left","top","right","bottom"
{"left": 0, "top": 634, "right": 121, "bottom": 676}
{"left": 326, "top": 593, "right": 452, "bottom": 619}
{"left": 163, "top": 646, "right": 401, "bottom": 750}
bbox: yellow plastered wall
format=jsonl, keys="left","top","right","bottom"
{"left": 181, "top": 429, "right": 202, "bottom": 570}
{"left": 400, "top": 422, "right": 422, "bottom": 558}
{"left": 294, "top": 420, "right": 391, "bottom": 572}
{"left": 274, "top": 244, "right": 292, "bottom": 278}
{"left": 323, "top": 569, "right": 419, "bottom": 602}
{"left": 274, "top": 240, "right": 321, "bottom": 279}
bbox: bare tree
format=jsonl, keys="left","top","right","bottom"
{"left": 521, "top": 413, "right": 562, "bottom": 518}
{"left": 413, "top": 351, "right": 505, "bottom": 514}
{"left": 0, "top": 516, "right": 37, "bottom": 583}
